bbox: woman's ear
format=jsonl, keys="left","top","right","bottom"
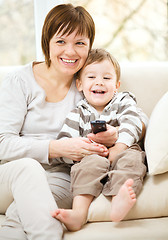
{"left": 76, "top": 79, "right": 83, "bottom": 91}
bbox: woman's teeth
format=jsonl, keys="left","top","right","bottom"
{"left": 62, "top": 58, "right": 76, "bottom": 63}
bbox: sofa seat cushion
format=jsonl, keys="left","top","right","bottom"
{"left": 1, "top": 214, "right": 168, "bottom": 240}
{"left": 87, "top": 172, "right": 168, "bottom": 222}
{"left": 0, "top": 215, "right": 5, "bottom": 226}
{"left": 63, "top": 218, "right": 168, "bottom": 240}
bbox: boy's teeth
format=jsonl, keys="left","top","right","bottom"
{"left": 62, "top": 59, "right": 76, "bottom": 63}
{"left": 93, "top": 90, "right": 105, "bottom": 94}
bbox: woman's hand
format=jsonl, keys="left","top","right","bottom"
{"left": 49, "top": 137, "right": 108, "bottom": 162}
{"left": 87, "top": 125, "right": 118, "bottom": 147}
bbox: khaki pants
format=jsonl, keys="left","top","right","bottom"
{"left": 0, "top": 158, "right": 72, "bottom": 240}
{"left": 71, "top": 144, "right": 147, "bottom": 197}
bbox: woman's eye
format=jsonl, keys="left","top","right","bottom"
{"left": 88, "top": 76, "right": 95, "bottom": 79}
{"left": 56, "top": 40, "right": 64, "bottom": 44}
{"left": 104, "top": 77, "right": 111, "bottom": 80}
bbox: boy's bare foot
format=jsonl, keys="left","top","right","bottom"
{"left": 51, "top": 209, "right": 86, "bottom": 231}
{"left": 110, "top": 178, "right": 136, "bottom": 222}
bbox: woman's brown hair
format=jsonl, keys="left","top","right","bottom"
{"left": 41, "top": 4, "right": 95, "bottom": 67}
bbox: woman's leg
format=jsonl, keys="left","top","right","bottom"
{"left": 0, "top": 201, "right": 27, "bottom": 240}
{"left": 46, "top": 164, "right": 73, "bottom": 209}
{"left": 0, "top": 158, "right": 63, "bottom": 240}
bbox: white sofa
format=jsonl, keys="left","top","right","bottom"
{"left": 0, "top": 62, "right": 168, "bottom": 240}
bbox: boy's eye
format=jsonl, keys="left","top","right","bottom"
{"left": 104, "top": 77, "right": 111, "bottom": 80}
{"left": 88, "top": 76, "right": 95, "bottom": 79}
{"left": 76, "top": 42, "right": 85, "bottom": 45}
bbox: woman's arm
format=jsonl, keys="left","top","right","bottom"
{"left": 49, "top": 137, "right": 108, "bottom": 162}
{"left": 0, "top": 73, "right": 50, "bottom": 164}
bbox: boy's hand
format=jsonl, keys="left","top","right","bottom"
{"left": 108, "top": 143, "right": 128, "bottom": 163}
{"left": 87, "top": 125, "right": 118, "bottom": 147}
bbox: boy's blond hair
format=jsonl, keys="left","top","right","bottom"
{"left": 77, "top": 49, "right": 120, "bottom": 83}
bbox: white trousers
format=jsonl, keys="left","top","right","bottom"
{"left": 0, "top": 158, "right": 72, "bottom": 240}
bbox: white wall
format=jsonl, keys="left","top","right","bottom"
{"left": 34, "top": 0, "right": 64, "bottom": 61}
{"left": 0, "top": 0, "right": 64, "bottom": 80}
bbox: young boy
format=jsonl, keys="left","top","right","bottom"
{"left": 52, "top": 49, "right": 147, "bottom": 231}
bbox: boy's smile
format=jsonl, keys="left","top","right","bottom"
{"left": 76, "top": 59, "right": 120, "bottom": 113}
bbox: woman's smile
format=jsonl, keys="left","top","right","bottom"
{"left": 49, "top": 29, "right": 90, "bottom": 76}
{"left": 61, "top": 58, "right": 77, "bottom": 64}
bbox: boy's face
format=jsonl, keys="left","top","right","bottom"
{"left": 76, "top": 59, "right": 120, "bottom": 113}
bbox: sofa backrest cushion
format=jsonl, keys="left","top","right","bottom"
{"left": 145, "top": 92, "right": 168, "bottom": 175}
{"left": 119, "top": 62, "right": 168, "bottom": 117}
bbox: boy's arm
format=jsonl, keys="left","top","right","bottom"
{"left": 116, "top": 92, "right": 144, "bottom": 147}
{"left": 87, "top": 124, "right": 118, "bottom": 147}
{"left": 108, "top": 92, "right": 147, "bottom": 163}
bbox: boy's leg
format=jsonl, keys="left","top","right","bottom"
{"left": 103, "top": 144, "right": 146, "bottom": 222}
{"left": 52, "top": 194, "right": 94, "bottom": 231}
{"left": 71, "top": 154, "right": 110, "bottom": 197}
{"left": 110, "top": 178, "right": 136, "bottom": 222}
{"left": 103, "top": 144, "right": 146, "bottom": 196}
{"left": 52, "top": 154, "right": 110, "bottom": 231}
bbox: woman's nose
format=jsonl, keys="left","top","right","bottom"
{"left": 64, "top": 44, "right": 76, "bottom": 55}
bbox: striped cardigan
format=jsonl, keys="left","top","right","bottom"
{"left": 57, "top": 92, "right": 147, "bottom": 164}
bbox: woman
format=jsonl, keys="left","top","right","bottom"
{"left": 0, "top": 4, "right": 118, "bottom": 240}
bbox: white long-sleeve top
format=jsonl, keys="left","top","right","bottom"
{"left": 0, "top": 62, "right": 82, "bottom": 166}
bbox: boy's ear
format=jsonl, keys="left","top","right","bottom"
{"left": 116, "top": 80, "right": 121, "bottom": 90}
{"left": 76, "top": 79, "right": 83, "bottom": 91}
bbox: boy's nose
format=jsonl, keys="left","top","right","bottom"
{"left": 96, "top": 78, "right": 104, "bottom": 85}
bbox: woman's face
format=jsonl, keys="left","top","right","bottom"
{"left": 49, "top": 29, "right": 90, "bottom": 77}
